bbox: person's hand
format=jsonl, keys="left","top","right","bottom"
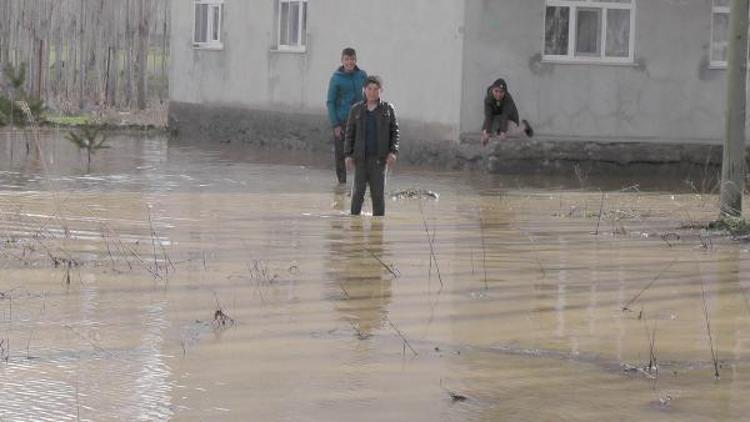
{"left": 334, "top": 125, "right": 343, "bottom": 140}
{"left": 498, "top": 132, "right": 508, "bottom": 142}
{"left": 386, "top": 153, "right": 397, "bottom": 168}
{"left": 345, "top": 157, "right": 354, "bottom": 171}
{"left": 481, "top": 131, "right": 490, "bottom": 146}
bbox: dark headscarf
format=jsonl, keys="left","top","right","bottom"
{"left": 490, "top": 78, "right": 507, "bottom": 92}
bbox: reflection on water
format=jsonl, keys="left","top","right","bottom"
{"left": 328, "top": 217, "right": 392, "bottom": 340}
{"left": 1, "top": 129, "right": 750, "bottom": 421}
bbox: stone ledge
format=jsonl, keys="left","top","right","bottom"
{"left": 169, "top": 102, "right": 746, "bottom": 176}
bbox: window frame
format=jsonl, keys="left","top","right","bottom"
{"left": 543, "top": 0, "right": 637, "bottom": 65}
{"left": 193, "top": 0, "right": 224, "bottom": 50}
{"left": 276, "top": 0, "right": 308, "bottom": 52}
{"left": 710, "top": 1, "right": 731, "bottom": 68}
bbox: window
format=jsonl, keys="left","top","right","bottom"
{"left": 277, "top": 0, "right": 307, "bottom": 51}
{"left": 194, "top": 0, "right": 223, "bottom": 49}
{"left": 711, "top": 0, "right": 730, "bottom": 66}
{"left": 710, "top": 0, "right": 750, "bottom": 68}
{"left": 544, "top": 0, "right": 636, "bottom": 63}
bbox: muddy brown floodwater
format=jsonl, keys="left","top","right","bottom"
{"left": 0, "top": 129, "right": 749, "bottom": 421}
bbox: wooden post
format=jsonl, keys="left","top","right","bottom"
{"left": 136, "top": 0, "right": 151, "bottom": 110}
{"left": 37, "top": 38, "right": 44, "bottom": 98}
{"left": 720, "top": 0, "right": 750, "bottom": 217}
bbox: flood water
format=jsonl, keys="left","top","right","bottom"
{"left": 0, "top": 128, "right": 749, "bottom": 421}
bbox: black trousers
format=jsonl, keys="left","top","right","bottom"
{"left": 334, "top": 133, "right": 347, "bottom": 184}
{"left": 351, "top": 156, "right": 386, "bottom": 216}
{"left": 490, "top": 115, "right": 524, "bottom": 137}
{"left": 489, "top": 115, "right": 509, "bottom": 134}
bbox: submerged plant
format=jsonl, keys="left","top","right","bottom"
{"left": 211, "top": 296, "right": 235, "bottom": 331}
{"left": 65, "top": 125, "right": 109, "bottom": 170}
{"left": 212, "top": 308, "right": 235, "bottom": 329}
{"left": 708, "top": 217, "right": 750, "bottom": 238}
{"left": 0, "top": 62, "right": 44, "bottom": 127}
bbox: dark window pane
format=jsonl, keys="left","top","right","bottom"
{"left": 575, "top": 8, "right": 601, "bottom": 57}
{"left": 194, "top": 4, "right": 208, "bottom": 43}
{"left": 290, "top": 2, "right": 300, "bottom": 45}
{"left": 545, "top": 6, "right": 569, "bottom": 55}
{"left": 280, "top": 2, "right": 289, "bottom": 46}
{"left": 212, "top": 5, "right": 220, "bottom": 42}
{"left": 301, "top": 2, "right": 307, "bottom": 46}
{"left": 605, "top": 9, "right": 630, "bottom": 57}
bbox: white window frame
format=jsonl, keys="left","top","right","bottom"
{"left": 193, "top": 0, "right": 224, "bottom": 50}
{"left": 543, "top": 0, "right": 636, "bottom": 64}
{"left": 710, "top": 1, "right": 731, "bottom": 67}
{"left": 276, "top": 0, "right": 308, "bottom": 52}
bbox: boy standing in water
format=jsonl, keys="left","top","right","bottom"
{"left": 345, "top": 75, "right": 399, "bottom": 217}
{"left": 326, "top": 48, "right": 368, "bottom": 184}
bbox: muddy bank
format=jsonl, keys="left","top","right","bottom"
{"left": 41, "top": 104, "right": 169, "bottom": 133}
{"left": 169, "top": 101, "right": 740, "bottom": 178}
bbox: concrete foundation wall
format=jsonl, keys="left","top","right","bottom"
{"left": 170, "top": 101, "right": 743, "bottom": 181}
{"left": 168, "top": 101, "right": 467, "bottom": 164}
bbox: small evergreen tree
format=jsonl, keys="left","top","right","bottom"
{"left": 65, "top": 125, "right": 109, "bottom": 171}
{"left": 0, "top": 62, "right": 44, "bottom": 127}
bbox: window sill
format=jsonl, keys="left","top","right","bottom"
{"left": 270, "top": 47, "right": 307, "bottom": 54}
{"left": 542, "top": 57, "right": 636, "bottom": 66}
{"left": 708, "top": 63, "right": 727, "bottom": 70}
{"left": 193, "top": 44, "right": 224, "bottom": 51}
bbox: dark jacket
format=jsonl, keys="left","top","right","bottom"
{"left": 344, "top": 100, "right": 399, "bottom": 161}
{"left": 326, "top": 66, "right": 368, "bottom": 127}
{"left": 482, "top": 78, "right": 519, "bottom": 133}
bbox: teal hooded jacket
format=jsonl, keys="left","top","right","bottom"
{"left": 326, "top": 66, "right": 367, "bottom": 127}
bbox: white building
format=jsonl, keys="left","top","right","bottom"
{"left": 169, "top": 1, "right": 740, "bottom": 168}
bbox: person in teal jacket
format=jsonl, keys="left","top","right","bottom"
{"left": 326, "top": 47, "right": 367, "bottom": 184}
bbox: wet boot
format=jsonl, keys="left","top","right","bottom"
{"left": 522, "top": 119, "right": 534, "bottom": 138}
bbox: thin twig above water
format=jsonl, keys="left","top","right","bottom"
{"left": 622, "top": 258, "right": 677, "bottom": 311}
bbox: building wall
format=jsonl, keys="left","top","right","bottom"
{"left": 170, "top": 0, "right": 466, "bottom": 140}
{"left": 461, "top": 0, "right": 728, "bottom": 143}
